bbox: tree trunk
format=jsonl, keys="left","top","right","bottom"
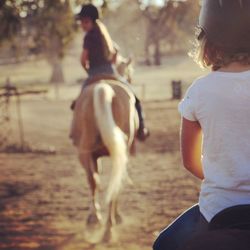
{"left": 145, "top": 45, "right": 151, "bottom": 66}
{"left": 144, "top": 38, "right": 151, "bottom": 66}
{"left": 50, "top": 60, "right": 64, "bottom": 84}
{"left": 154, "top": 39, "right": 161, "bottom": 66}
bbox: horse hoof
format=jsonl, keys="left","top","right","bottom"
{"left": 102, "top": 227, "right": 117, "bottom": 243}
{"left": 87, "top": 213, "right": 103, "bottom": 227}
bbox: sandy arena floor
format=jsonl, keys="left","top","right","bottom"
{"left": 0, "top": 97, "right": 200, "bottom": 250}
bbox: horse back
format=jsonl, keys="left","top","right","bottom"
{"left": 73, "top": 81, "right": 138, "bottom": 155}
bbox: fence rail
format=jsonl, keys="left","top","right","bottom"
{"left": 0, "top": 79, "right": 48, "bottom": 151}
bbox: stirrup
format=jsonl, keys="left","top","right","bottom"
{"left": 70, "top": 100, "right": 76, "bottom": 111}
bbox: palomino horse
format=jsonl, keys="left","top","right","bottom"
{"left": 70, "top": 79, "right": 138, "bottom": 240}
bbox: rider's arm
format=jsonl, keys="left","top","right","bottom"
{"left": 81, "top": 49, "right": 89, "bottom": 72}
{"left": 111, "top": 41, "right": 119, "bottom": 64}
{"left": 180, "top": 117, "right": 204, "bottom": 180}
{"left": 111, "top": 51, "right": 118, "bottom": 64}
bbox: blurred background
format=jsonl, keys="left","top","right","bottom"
{"left": 0, "top": 0, "right": 201, "bottom": 87}
{"left": 0, "top": 1, "right": 207, "bottom": 250}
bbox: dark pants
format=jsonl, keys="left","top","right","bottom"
{"left": 83, "top": 63, "right": 115, "bottom": 88}
{"left": 153, "top": 205, "right": 209, "bottom": 250}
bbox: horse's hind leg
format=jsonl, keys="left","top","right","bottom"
{"left": 103, "top": 199, "right": 117, "bottom": 242}
{"left": 79, "top": 154, "right": 102, "bottom": 226}
{"left": 114, "top": 199, "right": 123, "bottom": 224}
{"left": 103, "top": 198, "right": 122, "bottom": 242}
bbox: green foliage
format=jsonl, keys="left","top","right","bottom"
{"left": 138, "top": 0, "right": 199, "bottom": 64}
{"left": 0, "top": 0, "right": 77, "bottom": 83}
{"left": 0, "top": 0, "right": 21, "bottom": 44}
{"left": 0, "top": 0, "right": 76, "bottom": 60}
{"left": 21, "top": 0, "right": 75, "bottom": 60}
{"left": 141, "top": 0, "right": 199, "bottom": 44}
{"left": 0, "top": 0, "right": 199, "bottom": 66}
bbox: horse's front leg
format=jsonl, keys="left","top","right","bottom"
{"left": 79, "top": 154, "right": 102, "bottom": 227}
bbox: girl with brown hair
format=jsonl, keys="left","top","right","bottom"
{"left": 154, "top": 1, "right": 250, "bottom": 249}
{"left": 76, "top": 4, "right": 149, "bottom": 140}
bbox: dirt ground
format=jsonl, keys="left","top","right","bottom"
{"left": 0, "top": 95, "right": 201, "bottom": 250}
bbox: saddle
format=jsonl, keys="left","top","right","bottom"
{"left": 209, "top": 205, "right": 250, "bottom": 231}
{"left": 70, "top": 74, "right": 132, "bottom": 111}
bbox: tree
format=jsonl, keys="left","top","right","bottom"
{"left": 0, "top": 0, "right": 21, "bottom": 45}
{"left": 0, "top": 0, "right": 76, "bottom": 84}
{"left": 21, "top": 0, "right": 76, "bottom": 83}
{"left": 138, "top": 0, "right": 199, "bottom": 65}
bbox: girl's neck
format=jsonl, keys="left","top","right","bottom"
{"left": 218, "top": 62, "right": 250, "bottom": 73}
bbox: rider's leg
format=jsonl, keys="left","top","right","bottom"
{"left": 134, "top": 96, "right": 150, "bottom": 141}
{"left": 114, "top": 75, "right": 150, "bottom": 141}
{"left": 153, "top": 204, "right": 208, "bottom": 250}
{"left": 70, "top": 78, "right": 91, "bottom": 111}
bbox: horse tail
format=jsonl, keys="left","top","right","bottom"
{"left": 93, "top": 83, "right": 128, "bottom": 203}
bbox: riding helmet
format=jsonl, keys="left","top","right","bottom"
{"left": 76, "top": 4, "right": 99, "bottom": 22}
{"left": 199, "top": 0, "right": 250, "bottom": 52}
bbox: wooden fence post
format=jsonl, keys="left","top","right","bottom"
{"left": 172, "top": 80, "right": 182, "bottom": 100}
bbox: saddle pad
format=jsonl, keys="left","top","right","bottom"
{"left": 88, "top": 74, "right": 121, "bottom": 85}
{"left": 88, "top": 75, "right": 134, "bottom": 98}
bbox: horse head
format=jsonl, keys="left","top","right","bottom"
{"left": 116, "top": 54, "right": 134, "bottom": 84}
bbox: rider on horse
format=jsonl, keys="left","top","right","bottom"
{"left": 75, "top": 4, "right": 149, "bottom": 141}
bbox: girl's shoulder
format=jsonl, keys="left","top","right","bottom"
{"left": 192, "top": 70, "right": 250, "bottom": 91}
{"left": 193, "top": 72, "right": 217, "bottom": 85}
{"left": 188, "top": 73, "right": 213, "bottom": 92}
{"left": 190, "top": 71, "right": 226, "bottom": 92}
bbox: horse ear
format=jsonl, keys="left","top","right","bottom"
{"left": 126, "top": 57, "right": 132, "bottom": 66}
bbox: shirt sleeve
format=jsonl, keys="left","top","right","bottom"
{"left": 83, "top": 34, "right": 91, "bottom": 50}
{"left": 178, "top": 83, "right": 198, "bottom": 121}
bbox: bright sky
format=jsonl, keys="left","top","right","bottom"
{"left": 144, "top": 0, "right": 165, "bottom": 6}
{"left": 73, "top": 0, "right": 166, "bottom": 13}
{"left": 92, "top": 0, "right": 165, "bottom": 6}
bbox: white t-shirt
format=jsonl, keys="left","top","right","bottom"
{"left": 179, "top": 70, "right": 250, "bottom": 222}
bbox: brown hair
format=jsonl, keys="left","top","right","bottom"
{"left": 190, "top": 29, "right": 250, "bottom": 71}
{"left": 95, "top": 20, "right": 115, "bottom": 62}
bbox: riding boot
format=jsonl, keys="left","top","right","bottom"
{"left": 135, "top": 96, "right": 150, "bottom": 141}
{"left": 70, "top": 100, "right": 76, "bottom": 110}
